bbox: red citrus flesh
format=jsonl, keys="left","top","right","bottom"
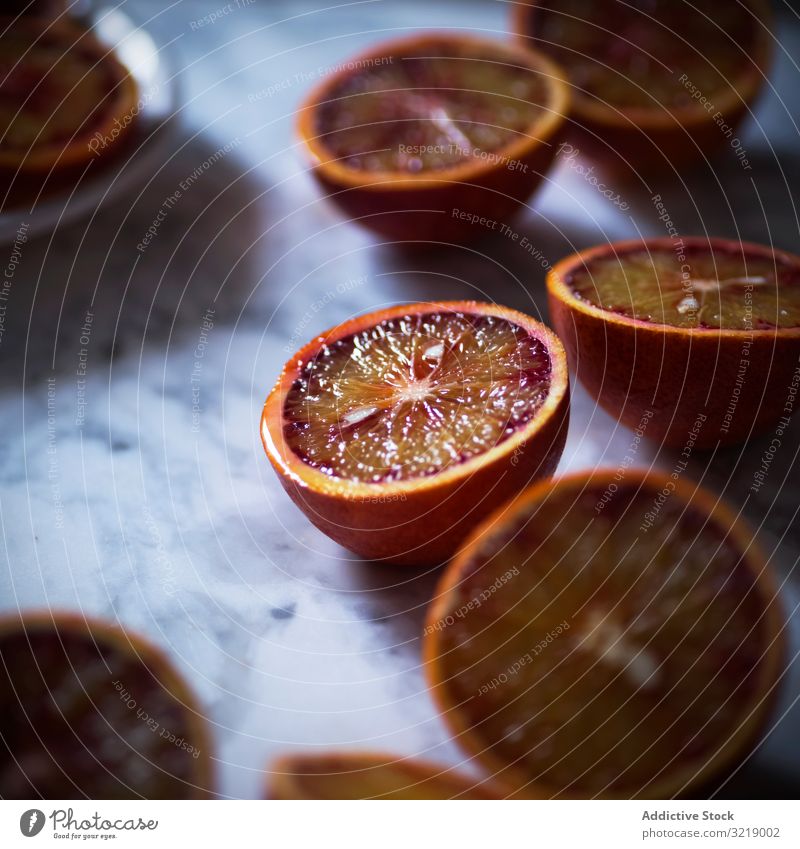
{"left": 566, "top": 242, "right": 800, "bottom": 330}
{"left": 547, "top": 238, "right": 800, "bottom": 446}
{"left": 425, "top": 471, "right": 784, "bottom": 798}
{"left": 297, "top": 33, "right": 569, "bottom": 241}
{"left": 0, "top": 20, "right": 135, "bottom": 168}
{"left": 261, "top": 301, "right": 569, "bottom": 565}
{"left": 0, "top": 613, "right": 213, "bottom": 799}
{"left": 283, "top": 311, "right": 553, "bottom": 483}
{"left": 315, "top": 41, "right": 553, "bottom": 173}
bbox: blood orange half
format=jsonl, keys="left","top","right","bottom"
{"left": 0, "top": 18, "right": 139, "bottom": 210}
{"left": 425, "top": 470, "right": 784, "bottom": 799}
{"left": 261, "top": 301, "right": 569, "bottom": 566}
{"left": 0, "top": 611, "right": 213, "bottom": 799}
{"left": 512, "top": 0, "right": 772, "bottom": 171}
{"left": 547, "top": 237, "right": 800, "bottom": 447}
{"left": 266, "top": 751, "right": 502, "bottom": 799}
{"left": 296, "top": 32, "right": 569, "bottom": 241}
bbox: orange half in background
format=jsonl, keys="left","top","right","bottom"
{"left": 425, "top": 469, "right": 785, "bottom": 799}
{"left": 0, "top": 17, "right": 139, "bottom": 210}
{"left": 0, "top": 611, "right": 214, "bottom": 799}
{"left": 513, "top": 0, "right": 772, "bottom": 171}
{"left": 297, "top": 32, "right": 569, "bottom": 241}
{"left": 547, "top": 237, "right": 800, "bottom": 447}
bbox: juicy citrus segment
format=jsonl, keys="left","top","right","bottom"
{"left": 283, "top": 310, "right": 552, "bottom": 483}
{"left": 0, "top": 614, "right": 212, "bottom": 799}
{"left": 526, "top": 0, "right": 762, "bottom": 112}
{"left": 425, "top": 472, "right": 783, "bottom": 798}
{"left": 565, "top": 242, "right": 800, "bottom": 330}
{"left": 315, "top": 40, "right": 555, "bottom": 173}
{"left": 268, "top": 751, "right": 502, "bottom": 799}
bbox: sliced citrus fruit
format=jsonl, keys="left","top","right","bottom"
{"left": 296, "top": 32, "right": 569, "bottom": 241}
{"left": 261, "top": 301, "right": 569, "bottom": 566}
{"left": 0, "top": 611, "right": 214, "bottom": 798}
{"left": 425, "top": 469, "right": 784, "bottom": 799}
{"left": 0, "top": 18, "right": 139, "bottom": 210}
{"left": 513, "top": 0, "right": 772, "bottom": 170}
{"left": 267, "top": 751, "right": 502, "bottom": 799}
{"left": 547, "top": 237, "right": 800, "bottom": 447}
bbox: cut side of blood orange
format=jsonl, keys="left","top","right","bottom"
{"left": 0, "top": 18, "right": 139, "bottom": 210}
{"left": 0, "top": 612, "right": 214, "bottom": 799}
{"left": 425, "top": 470, "right": 784, "bottom": 799}
{"left": 261, "top": 301, "right": 569, "bottom": 566}
{"left": 566, "top": 242, "right": 800, "bottom": 330}
{"left": 267, "top": 751, "right": 502, "bottom": 799}
{"left": 547, "top": 238, "right": 800, "bottom": 447}
{"left": 297, "top": 32, "right": 569, "bottom": 240}
{"left": 513, "top": 0, "right": 772, "bottom": 170}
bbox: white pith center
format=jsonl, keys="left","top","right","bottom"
{"left": 395, "top": 379, "right": 433, "bottom": 404}
{"left": 580, "top": 611, "right": 661, "bottom": 691}
{"left": 676, "top": 275, "right": 770, "bottom": 316}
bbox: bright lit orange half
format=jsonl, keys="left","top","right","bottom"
{"left": 261, "top": 301, "right": 569, "bottom": 565}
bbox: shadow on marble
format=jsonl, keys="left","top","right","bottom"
{"left": 620, "top": 147, "right": 800, "bottom": 246}
{"left": 649, "top": 412, "right": 800, "bottom": 578}
{"left": 353, "top": 207, "right": 605, "bottom": 326}
{"left": 343, "top": 556, "right": 442, "bottom": 646}
{"left": 0, "top": 125, "right": 271, "bottom": 387}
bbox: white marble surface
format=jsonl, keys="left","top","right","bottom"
{"left": 1, "top": 0, "right": 800, "bottom": 798}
